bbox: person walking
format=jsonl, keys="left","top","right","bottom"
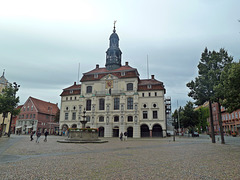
{"left": 36, "top": 131, "right": 41, "bottom": 143}
{"left": 30, "top": 131, "right": 34, "bottom": 141}
{"left": 124, "top": 131, "right": 128, "bottom": 141}
{"left": 120, "top": 132, "right": 123, "bottom": 141}
{"left": 44, "top": 130, "right": 49, "bottom": 142}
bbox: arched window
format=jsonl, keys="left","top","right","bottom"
{"left": 86, "top": 99, "right": 91, "bottom": 111}
{"left": 127, "top": 97, "right": 133, "bottom": 109}
{"left": 127, "top": 83, "right": 133, "bottom": 91}
{"left": 99, "top": 98, "right": 105, "bottom": 110}
{"left": 114, "top": 116, "right": 119, "bottom": 122}
{"left": 99, "top": 116, "right": 104, "bottom": 122}
{"left": 86, "top": 86, "right": 92, "bottom": 93}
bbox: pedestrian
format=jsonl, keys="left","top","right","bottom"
{"left": 30, "top": 131, "right": 34, "bottom": 141}
{"left": 36, "top": 131, "right": 41, "bottom": 143}
{"left": 124, "top": 131, "right": 128, "bottom": 141}
{"left": 120, "top": 132, "right": 123, "bottom": 141}
{"left": 44, "top": 130, "right": 49, "bottom": 142}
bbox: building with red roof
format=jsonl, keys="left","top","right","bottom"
{"left": 59, "top": 24, "right": 167, "bottom": 138}
{"left": 15, "top": 96, "right": 59, "bottom": 135}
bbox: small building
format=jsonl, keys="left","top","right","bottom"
{"left": 59, "top": 25, "right": 167, "bottom": 138}
{"left": 15, "top": 96, "right": 59, "bottom": 134}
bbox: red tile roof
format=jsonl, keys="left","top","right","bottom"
{"left": 80, "top": 65, "right": 139, "bottom": 82}
{"left": 60, "top": 82, "right": 81, "bottom": 96}
{"left": 138, "top": 78, "right": 165, "bottom": 92}
{"left": 28, "top": 97, "right": 59, "bottom": 115}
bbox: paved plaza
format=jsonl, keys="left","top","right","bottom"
{"left": 0, "top": 134, "right": 240, "bottom": 180}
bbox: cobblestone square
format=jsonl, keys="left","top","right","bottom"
{"left": 0, "top": 135, "right": 240, "bottom": 180}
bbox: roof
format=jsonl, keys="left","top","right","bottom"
{"left": 80, "top": 64, "right": 139, "bottom": 82}
{"left": 0, "top": 72, "right": 8, "bottom": 85}
{"left": 138, "top": 77, "right": 165, "bottom": 92}
{"left": 60, "top": 82, "right": 81, "bottom": 96}
{"left": 28, "top": 97, "right": 59, "bottom": 115}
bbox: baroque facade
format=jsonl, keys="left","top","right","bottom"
{"left": 59, "top": 26, "right": 166, "bottom": 138}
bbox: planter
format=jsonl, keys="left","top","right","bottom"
{"left": 232, "top": 134, "right": 237, "bottom": 137}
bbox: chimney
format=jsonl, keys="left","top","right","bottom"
{"left": 125, "top": 62, "right": 129, "bottom": 66}
{"left": 96, "top": 64, "right": 99, "bottom": 69}
{"left": 74, "top": 82, "right": 76, "bottom": 85}
{"left": 151, "top": 75, "right": 155, "bottom": 79}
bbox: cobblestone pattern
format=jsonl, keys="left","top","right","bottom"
{"left": 0, "top": 135, "right": 240, "bottom": 180}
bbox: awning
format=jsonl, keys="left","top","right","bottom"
{"left": 26, "top": 126, "right": 33, "bottom": 129}
{"left": 16, "top": 126, "right": 22, "bottom": 129}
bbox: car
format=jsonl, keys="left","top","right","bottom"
{"left": 192, "top": 132, "right": 199, "bottom": 137}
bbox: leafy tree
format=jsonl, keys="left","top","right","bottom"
{"left": 0, "top": 83, "right": 20, "bottom": 137}
{"left": 187, "top": 48, "right": 233, "bottom": 143}
{"left": 216, "top": 62, "right": 240, "bottom": 113}
{"left": 172, "top": 107, "right": 183, "bottom": 130}
{"left": 196, "top": 106, "right": 209, "bottom": 133}
{"left": 181, "top": 101, "right": 199, "bottom": 133}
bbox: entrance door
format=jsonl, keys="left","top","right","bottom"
{"left": 98, "top": 127, "right": 104, "bottom": 137}
{"left": 127, "top": 127, "right": 133, "bottom": 137}
{"left": 113, "top": 127, "right": 119, "bottom": 137}
{"left": 152, "top": 124, "right": 163, "bottom": 137}
{"left": 141, "top": 124, "right": 150, "bottom": 137}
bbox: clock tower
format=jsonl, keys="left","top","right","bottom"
{"left": 105, "top": 21, "right": 122, "bottom": 71}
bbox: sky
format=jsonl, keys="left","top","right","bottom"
{"left": 0, "top": 0, "right": 239, "bottom": 111}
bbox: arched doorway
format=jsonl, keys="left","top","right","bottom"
{"left": 98, "top": 127, "right": 104, "bottom": 137}
{"left": 127, "top": 127, "right": 133, "bottom": 137}
{"left": 113, "top": 126, "right": 119, "bottom": 137}
{"left": 152, "top": 124, "right": 163, "bottom": 137}
{"left": 141, "top": 124, "right": 150, "bottom": 137}
{"left": 72, "top": 124, "right": 77, "bottom": 128}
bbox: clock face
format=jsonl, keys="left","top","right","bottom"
{"left": 106, "top": 80, "right": 113, "bottom": 89}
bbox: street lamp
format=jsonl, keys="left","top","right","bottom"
{"left": 8, "top": 82, "right": 20, "bottom": 137}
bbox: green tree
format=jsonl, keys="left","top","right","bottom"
{"left": 172, "top": 107, "right": 183, "bottom": 130}
{"left": 216, "top": 62, "right": 240, "bottom": 113}
{"left": 181, "top": 102, "right": 199, "bottom": 133}
{"left": 196, "top": 106, "right": 209, "bottom": 133}
{"left": 0, "top": 83, "right": 20, "bottom": 137}
{"left": 187, "top": 48, "right": 233, "bottom": 143}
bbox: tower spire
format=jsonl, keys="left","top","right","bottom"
{"left": 113, "top": 20, "right": 117, "bottom": 33}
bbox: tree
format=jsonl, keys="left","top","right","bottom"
{"left": 172, "top": 107, "right": 183, "bottom": 130}
{"left": 216, "top": 62, "right": 240, "bottom": 113}
{"left": 196, "top": 106, "right": 209, "bottom": 133}
{"left": 181, "top": 102, "right": 199, "bottom": 133}
{"left": 187, "top": 48, "right": 233, "bottom": 143}
{"left": 0, "top": 83, "right": 20, "bottom": 137}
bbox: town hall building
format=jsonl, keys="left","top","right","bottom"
{"left": 59, "top": 25, "right": 167, "bottom": 138}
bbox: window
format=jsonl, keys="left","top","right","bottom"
{"left": 86, "top": 116, "right": 90, "bottom": 122}
{"left": 128, "top": 116, "right": 133, "bottom": 122}
{"left": 127, "top": 97, "right": 133, "bottom": 109}
{"left": 73, "top": 106, "right": 76, "bottom": 110}
{"left": 127, "top": 83, "right": 133, "bottom": 91}
{"left": 75, "top": 96, "right": 77, "bottom": 100}
{"left": 72, "top": 112, "right": 76, "bottom": 120}
{"left": 99, "top": 116, "right": 104, "bottom": 122}
{"left": 30, "top": 114, "right": 32, "bottom": 119}
{"left": 114, "top": 116, "right": 119, "bottom": 122}
{"left": 143, "top": 104, "right": 147, "bottom": 108}
{"left": 143, "top": 111, "right": 148, "bottom": 119}
{"left": 155, "top": 92, "right": 157, "bottom": 96}
{"left": 149, "top": 92, "right": 151, "bottom": 97}
{"left": 70, "top": 97, "right": 72, "bottom": 100}
{"left": 66, "top": 107, "right": 69, "bottom": 111}
{"left": 121, "top": 72, "right": 125, "bottom": 76}
{"left": 114, "top": 98, "right": 120, "bottom": 110}
{"left": 86, "top": 86, "right": 92, "bottom": 93}
{"left": 153, "top": 111, "right": 158, "bottom": 119}
{"left": 94, "top": 74, "right": 98, "bottom": 78}
{"left": 31, "top": 106, "right": 33, "bottom": 111}
{"left": 26, "top": 114, "right": 29, "bottom": 118}
{"left": 70, "top": 90, "right": 73, "bottom": 94}
{"left": 99, "top": 98, "right": 105, "bottom": 110}
{"left": 27, "top": 106, "right": 29, "bottom": 111}
{"left": 86, "top": 100, "right": 91, "bottom": 111}
{"left": 66, "top": 97, "right": 68, "bottom": 101}
{"left": 65, "top": 113, "right": 68, "bottom": 120}
{"left": 33, "top": 114, "right": 35, "bottom": 119}
{"left": 147, "top": 85, "right": 152, "bottom": 89}
{"left": 153, "top": 103, "right": 157, "bottom": 108}
{"left": 142, "top": 93, "right": 144, "bottom": 97}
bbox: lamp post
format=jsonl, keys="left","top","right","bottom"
{"left": 8, "top": 82, "right": 20, "bottom": 137}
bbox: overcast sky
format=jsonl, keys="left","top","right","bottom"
{"left": 1, "top": 0, "right": 239, "bottom": 111}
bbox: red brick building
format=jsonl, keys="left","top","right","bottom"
{"left": 15, "top": 97, "right": 59, "bottom": 135}
{"left": 209, "top": 102, "right": 240, "bottom": 135}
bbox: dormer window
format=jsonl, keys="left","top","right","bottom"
{"left": 121, "top": 72, "right": 125, "bottom": 76}
{"left": 94, "top": 74, "right": 98, "bottom": 78}
{"left": 147, "top": 85, "right": 152, "bottom": 89}
{"left": 70, "top": 90, "right": 73, "bottom": 94}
